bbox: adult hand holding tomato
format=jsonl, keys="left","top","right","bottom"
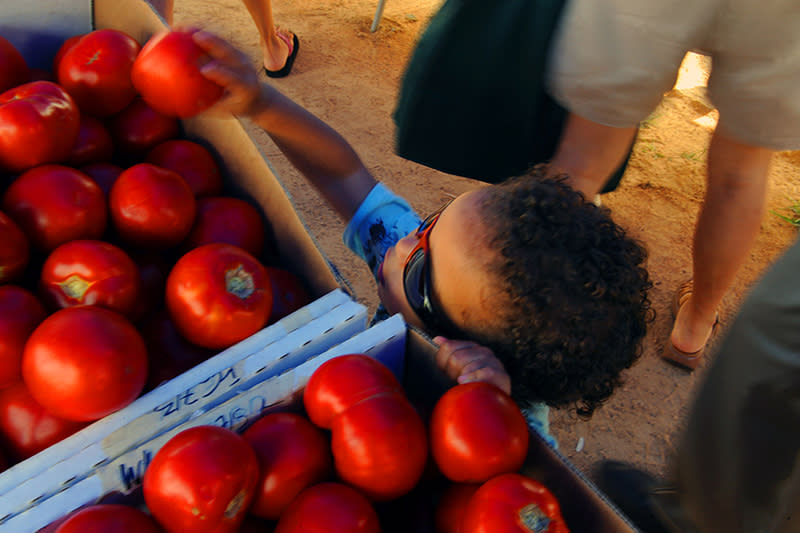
{"left": 166, "top": 243, "right": 272, "bottom": 349}
{"left": 57, "top": 29, "right": 141, "bottom": 117}
{"left": 131, "top": 29, "right": 224, "bottom": 118}
{"left": 143, "top": 425, "right": 259, "bottom": 533}
{"left": 430, "top": 382, "right": 529, "bottom": 483}
{"left": 0, "top": 81, "right": 80, "bottom": 173}
{"left": 461, "top": 473, "right": 569, "bottom": 533}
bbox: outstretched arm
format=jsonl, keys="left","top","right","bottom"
{"left": 193, "top": 29, "right": 377, "bottom": 221}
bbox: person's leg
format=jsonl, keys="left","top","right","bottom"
{"left": 668, "top": 124, "right": 773, "bottom": 357}
{"left": 548, "top": 112, "right": 638, "bottom": 198}
{"left": 241, "top": 0, "right": 294, "bottom": 73}
{"left": 147, "top": 0, "right": 173, "bottom": 25}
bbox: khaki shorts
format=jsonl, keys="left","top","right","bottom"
{"left": 547, "top": 0, "right": 800, "bottom": 150}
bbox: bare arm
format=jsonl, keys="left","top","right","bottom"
{"left": 193, "top": 29, "right": 377, "bottom": 221}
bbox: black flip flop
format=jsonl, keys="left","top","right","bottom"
{"left": 265, "top": 33, "right": 299, "bottom": 79}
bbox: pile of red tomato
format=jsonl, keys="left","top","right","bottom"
{"left": 45, "top": 354, "right": 570, "bottom": 532}
{"left": 0, "top": 28, "right": 312, "bottom": 471}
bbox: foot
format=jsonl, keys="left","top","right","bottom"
{"left": 262, "top": 29, "right": 294, "bottom": 73}
{"left": 667, "top": 279, "right": 719, "bottom": 355}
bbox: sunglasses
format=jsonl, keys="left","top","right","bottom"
{"left": 402, "top": 201, "right": 461, "bottom": 337}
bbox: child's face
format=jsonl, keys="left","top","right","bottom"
{"left": 376, "top": 189, "right": 497, "bottom": 336}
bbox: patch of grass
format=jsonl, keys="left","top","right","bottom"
{"left": 771, "top": 201, "right": 800, "bottom": 227}
{"left": 680, "top": 149, "right": 707, "bottom": 161}
{"left": 640, "top": 113, "right": 662, "bottom": 129}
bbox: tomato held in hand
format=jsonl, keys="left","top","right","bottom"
{"left": 430, "top": 382, "right": 529, "bottom": 483}
{"left": 243, "top": 412, "right": 333, "bottom": 520}
{"left": 0, "top": 81, "right": 80, "bottom": 173}
{"left": 331, "top": 392, "right": 428, "bottom": 501}
{"left": 461, "top": 473, "right": 569, "bottom": 533}
{"left": 146, "top": 139, "right": 223, "bottom": 197}
{"left": 143, "top": 425, "right": 259, "bottom": 533}
{"left": 166, "top": 243, "right": 272, "bottom": 349}
{"left": 0, "top": 382, "right": 87, "bottom": 462}
{"left": 275, "top": 482, "right": 381, "bottom": 533}
{"left": 183, "top": 196, "right": 265, "bottom": 257}
{"left": 22, "top": 306, "right": 147, "bottom": 422}
{"left": 39, "top": 239, "right": 140, "bottom": 318}
{"left": 54, "top": 503, "right": 162, "bottom": 533}
{"left": 0, "top": 35, "right": 29, "bottom": 93}
{"left": 0, "top": 211, "right": 29, "bottom": 284}
{"left": 303, "top": 353, "right": 403, "bottom": 429}
{"left": 109, "top": 163, "right": 196, "bottom": 249}
{"left": 0, "top": 286, "right": 46, "bottom": 389}
{"left": 57, "top": 29, "right": 141, "bottom": 117}
{"left": 2, "top": 164, "right": 106, "bottom": 253}
{"left": 131, "top": 29, "right": 223, "bottom": 118}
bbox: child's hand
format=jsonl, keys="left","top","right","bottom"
{"left": 191, "top": 30, "right": 267, "bottom": 117}
{"left": 433, "top": 337, "right": 511, "bottom": 396}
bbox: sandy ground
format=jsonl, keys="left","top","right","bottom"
{"left": 174, "top": 0, "right": 800, "bottom": 481}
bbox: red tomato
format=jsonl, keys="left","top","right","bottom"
{"left": 0, "top": 382, "right": 87, "bottom": 462}
{"left": 51, "top": 35, "right": 83, "bottom": 76}
{"left": 57, "top": 29, "right": 141, "bottom": 117}
{"left": 39, "top": 239, "right": 140, "bottom": 318}
{"left": 331, "top": 392, "right": 428, "bottom": 501}
{"left": 166, "top": 243, "right": 272, "bottom": 349}
{"left": 275, "top": 482, "right": 381, "bottom": 533}
{"left": 146, "top": 139, "right": 223, "bottom": 197}
{"left": 0, "top": 210, "right": 29, "bottom": 284}
{"left": 67, "top": 113, "right": 114, "bottom": 166}
{"left": 0, "top": 285, "right": 46, "bottom": 388}
{"left": 183, "top": 196, "right": 265, "bottom": 257}
{"left": 107, "top": 97, "right": 180, "bottom": 159}
{"left": 435, "top": 483, "right": 481, "bottom": 533}
{"left": 109, "top": 163, "right": 196, "bottom": 249}
{"left": 131, "top": 29, "right": 224, "bottom": 118}
{"left": 243, "top": 412, "right": 333, "bottom": 520}
{"left": 54, "top": 503, "right": 162, "bottom": 533}
{"left": 80, "top": 162, "right": 124, "bottom": 197}
{"left": 303, "top": 354, "right": 403, "bottom": 429}
{"left": 140, "top": 310, "right": 215, "bottom": 390}
{"left": 143, "top": 425, "right": 259, "bottom": 533}
{"left": 461, "top": 473, "right": 569, "bottom": 533}
{"left": 0, "top": 81, "right": 80, "bottom": 173}
{"left": 429, "top": 383, "right": 529, "bottom": 483}
{"left": 22, "top": 306, "right": 147, "bottom": 421}
{"left": 266, "top": 267, "right": 312, "bottom": 323}
{"left": 0, "top": 35, "right": 29, "bottom": 93}
{"left": 2, "top": 164, "right": 107, "bottom": 252}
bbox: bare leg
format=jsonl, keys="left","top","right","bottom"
{"left": 548, "top": 112, "right": 638, "bottom": 198}
{"left": 669, "top": 125, "right": 773, "bottom": 354}
{"left": 147, "top": 0, "right": 173, "bottom": 25}
{"left": 241, "top": 0, "right": 292, "bottom": 72}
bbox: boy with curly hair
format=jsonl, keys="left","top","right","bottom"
{"left": 193, "top": 30, "right": 653, "bottom": 444}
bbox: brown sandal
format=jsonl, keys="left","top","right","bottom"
{"left": 661, "top": 279, "right": 719, "bottom": 370}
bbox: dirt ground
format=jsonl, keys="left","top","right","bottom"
{"left": 174, "top": 0, "right": 800, "bottom": 481}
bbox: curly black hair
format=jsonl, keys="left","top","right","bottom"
{"left": 464, "top": 165, "right": 654, "bottom": 417}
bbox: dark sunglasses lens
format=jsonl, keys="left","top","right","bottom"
{"left": 403, "top": 249, "right": 427, "bottom": 310}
